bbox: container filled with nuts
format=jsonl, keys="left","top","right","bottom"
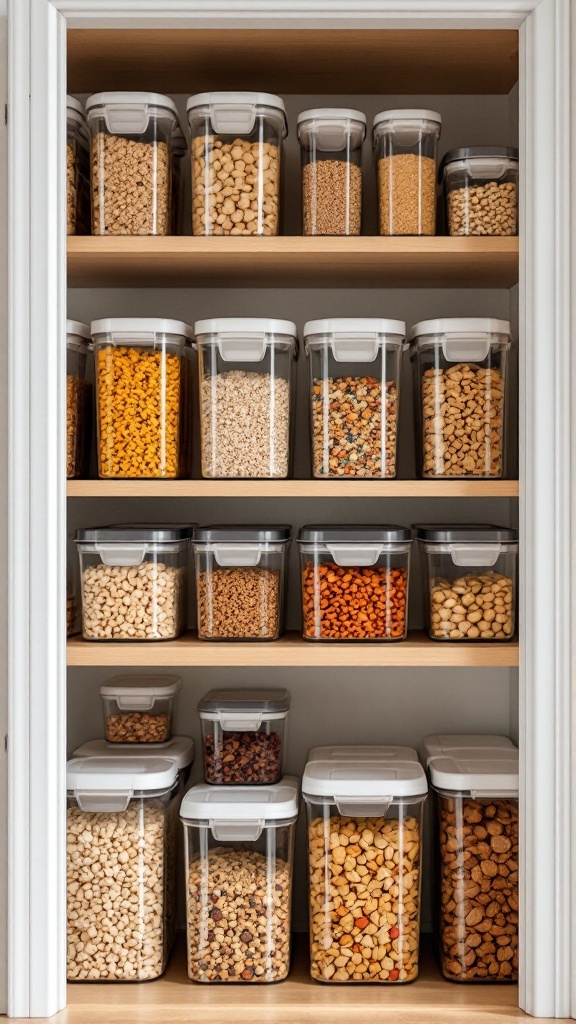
{"left": 297, "top": 525, "right": 411, "bottom": 641}
{"left": 66, "top": 320, "right": 92, "bottom": 479}
{"left": 198, "top": 688, "right": 289, "bottom": 785}
{"left": 298, "top": 108, "right": 366, "bottom": 235}
{"left": 416, "top": 524, "right": 518, "bottom": 641}
{"left": 304, "top": 318, "right": 406, "bottom": 478}
{"left": 66, "top": 96, "right": 90, "bottom": 235}
{"left": 195, "top": 318, "right": 297, "bottom": 479}
{"left": 187, "top": 92, "right": 287, "bottom": 236}
{"left": 303, "top": 752, "right": 428, "bottom": 983}
{"left": 73, "top": 735, "right": 195, "bottom": 795}
{"left": 193, "top": 526, "right": 290, "bottom": 640}
{"left": 99, "top": 674, "right": 182, "bottom": 743}
{"left": 373, "top": 109, "right": 441, "bottom": 236}
{"left": 86, "top": 92, "right": 178, "bottom": 236}
{"left": 181, "top": 776, "right": 299, "bottom": 982}
{"left": 440, "top": 147, "right": 518, "bottom": 236}
{"left": 410, "top": 318, "right": 511, "bottom": 478}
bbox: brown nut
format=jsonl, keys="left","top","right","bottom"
{"left": 430, "top": 571, "right": 514, "bottom": 640}
{"left": 81, "top": 561, "right": 186, "bottom": 640}
{"left": 192, "top": 136, "right": 280, "bottom": 236}
{"left": 105, "top": 711, "right": 170, "bottom": 743}
{"left": 421, "top": 363, "right": 504, "bottom": 478}
{"left": 204, "top": 729, "right": 282, "bottom": 784}
{"left": 92, "top": 133, "right": 170, "bottom": 236}
{"left": 448, "top": 181, "right": 517, "bottom": 237}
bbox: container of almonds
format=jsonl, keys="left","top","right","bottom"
{"left": 198, "top": 688, "right": 289, "bottom": 785}
{"left": 100, "top": 675, "right": 182, "bottom": 743}
{"left": 440, "top": 147, "right": 518, "bottom": 236}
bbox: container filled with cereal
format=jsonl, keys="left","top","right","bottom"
{"left": 298, "top": 108, "right": 366, "bottom": 235}
{"left": 198, "top": 688, "right": 289, "bottom": 785}
{"left": 66, "top": 96, "right": 90, "bottom": 235}
{"left": 304, "top": 318, "right": 405, "bottom": 478}
{"left": 373, "top": 109, "right": 441, "bottom": 236}
{"left": 66, "top": 320, "right": 92, "bottom": 479}
{"left": 440, "top": 147, "right": 518, "bottom": 236}
{"left": 297, "top": 525, "right": 411, "bottom": 641}
{"left": 99, "top": 675, "right": 182, "bottom": 743}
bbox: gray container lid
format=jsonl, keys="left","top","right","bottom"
{"left": 439, "top": 145, "right": 519, "bottom": 178}
{"left": 198, "top": 688, "right": 290, "bottom": 713}
{"left": 414, "top": 524, "right": 518, "bottom": 543}
{"left": 298, "top": 525, "right": 412, "bottom": 543}
{"left": 193, "top": 525, "right": 291, "bottom": 542}
{"left": 76, "top": 524, "right": 195, "bottom": 543}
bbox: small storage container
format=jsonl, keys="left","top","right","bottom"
{"left": 308, "top": 744, "right": 419, "bottom": 762}
{"left": 303, "top": 756, "right": 427, "bottom": 983}
{"left": 86, "top": 91, "right": 178, "bottom": 236}
{"left": 66, "top": 96, "right": 90, "bottom": 235}
{"left": 440, "top": 147, "right": 518, "bottom": 237}
{"left": 66, "top": 320, "right": 92, "bottom": 479}
{"left": 410, "top": 318, "right": 511, "bottom": 479}
{"left": 416, "top": 524, "right": 518, "bottom": 641}
{"left": 76, "top": 525, "right": 191, "bottom": 641}
{"left": 422, "top": 733, "right": 516, "bottom": 767}
{"left": 91, "top": 318, "right": 193, "bottom": 479}
{"left": 429, "top": 751, "right": 519, "bottom": 982}
{"left": 72, "top": 737, "right": 195, "bottom": 795}
{"left": 198, "top": 688, "right": 290, "bottom": 785}
{"left": 373, "top": 109, "right": 441, "bottom": 236}
{"left": 297, "top": 525, "right": 411, "bottom": 641}
{"left": 297, "top": 108, "right": 366, "bottom": 235}
{"left": 195, "top": 319, "right": 298, "bottom": 478}
{"left": 181, "top": 777, "right": 299, "bottom": 982}
{"left": 304, "top": 318, "right": 406, "bottom": 478}
{"left": 193, "top": 526, "right": 290, "bottom": 640}
{"left": 99, "top": 675, "right": 182, "bottom": 743}
{"left": 187, "top": 92, "right": 287, "bottom": 236}
{"left": 66, "top": 755, "right": 179, "bottom": 980}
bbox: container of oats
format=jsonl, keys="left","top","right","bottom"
{"left": 373, "top": 109, "right": 441, "bottom": 236}
{"left": 99, "top": 675, "right": 182, "bottom": 743}
{"left": 298, "top": 108, "right": 366, "bottom": 235}
{"left": 440, "top": 147, "right": 518, "bottom": 236}
{"left": 66, "top": 320, "right": 92, "bottom": 479}
{"left": 66, "top": 96, "right": 90, "bottom": 235}
{"left": 86, "top": 92, "right": 178, "bottom": 235}
{"left": 198, "top": 688, "right": 290, "bottom": 785}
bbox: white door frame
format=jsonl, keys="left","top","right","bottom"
{"left": 6, "top": 0, "right": 575, "bottom": 1017}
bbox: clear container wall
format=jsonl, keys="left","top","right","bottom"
{"left": 66, "top": 341, "right": 92, "bottom": 480}
{"left": 194, "top": 542, "right": 289, "bottom": 640}
{"left": 420, "top": 542, "right": 517, "bottom": 641}
{"left": 300, "top": 121, "right": 364, "bottom": 235}
{"left": 444, "top": 159, "right": 518, "bottom": 237}
{"left": 101, "top": 694, "right": 176, "bottom": 743}
{"left": 374, "top": 119, "right": 440, "bottom": 236}
{"left": 67, "top": 122, "right": 90, "bottom": 235}
{"left": 200, "top": 715, "right": 287, "bottom": 784}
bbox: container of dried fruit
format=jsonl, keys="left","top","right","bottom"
{"left": 440, "top": 147, "right": 519, "bottom": 236}
{"left": 297, "top": 108, "right": 366, "bottom": 236}
{"left": 73, "top": 735, "right": 195, "bottom": 794}
{"left": 198, "top": 688, "right": 290, "bottom": 785}
{"left": 304, "top": 318, "right": 406, "bottom": 478}
{"left": 415, "top": 524, "right": 518, "bottom": 641}
{"left": 303, "top": 754, "right": 427, "bottom": 983}
{"left": 373, "top": 109, "right": 441, "bottom": 236}
{"left": 192, "top": 526, "right": 291, "bottom": 641}
{"left": 181, "top": 776, "right": 298, "bottom": 982}
{"left": 409, "top": 318, "right": 511, "bottom": 479}
{"left": 66, "top": 96, "right": 90, "bottom": 235}
{"left": 297, "top": 525, "right": 411, "bottom": 641}
{"left": 86, "top": 92, "right": 178, "bottom": 235}
{"left": 66, "top": 320, "right": 92, "bottom": 479}
{"left": 98, "top": 675, "right": 182, "bottom": 743}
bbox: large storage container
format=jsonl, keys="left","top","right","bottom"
{"left": 298, "top": 108, "right": 366, "bottom": 235}
{"left": 422, "top": 733, "right": 516, "bottom": 767}
{"left": 373, "top": 109, "right": 441, "bottom": 236}
{"left": 66, "top": 96, "right": 90, "bottom": 235}
{"left": 66, "top": 320, "right": 92, "bottom": 479}
{"left": 198, "top": 688, "right": 290, "bottom": 785}
{"left": 181, "top": 777, "right": 299, "bottom": 982}
{"left": 440, "top": 147, "right": 518, "bottom": 237}
{"left": 73, "top": 736, "right": 195, "bottom": 795}
{"left": 99, "top": 675, "right": 182, "bottom": 743}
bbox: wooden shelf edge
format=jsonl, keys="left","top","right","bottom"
{"left": 66, "top": 480, "right": 520, "bottom": 498}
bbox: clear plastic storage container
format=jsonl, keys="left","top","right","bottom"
{"left": 429, "top": 751, "right": 519, "bottom": 982}
{"left": 410, "top": 318, "right": 511, "bottom": 478}
{"left": 76, "top": 525, "right": 191, "bottom": 641}
{"left": 193, "top": 526, "right": 290, "bottom": 640}
{"left": 187, "top": 92, "right": 287, "bottom": 236}
{"left": 195, "top": 319, "right": 297, "bottom": 478}
{"left": 86, "top": 91, "right": 178, "bottom": 235}
{"left": 66, "top": 755, "right": 179, "bottom": 980}
{"left": 416, "top": 524, "right": 518, "bottom": 641}
{"left": 181, "top": 777, "right": 299, "bottom": 982}
{"left": 198, "top": 688, "right": 290, "bottom": 785}
{"left": 91, "top": 318, "right": 193, "bottom": 479}
{"left": 298, "top": 108, "right": 366, "bottom": 235}
{"left": 373, "top": 109, "right": 441, "bottom": 235}
{"left": 440, "top": 147, "right": 518, "bottom": 237}
{"left": 304, "top": 318, "right": 406, "bottom": 478}
{"left": 297, "top": 525, "right": 412, "bottom": 641}
{"left": 66, "top": 96, "right": 90, "bottom": 235}
{"left": 73, "top": 736, "right": 195, "bottom": 794}
{"left": 66, "top": 320, "right": 92, "bottom": 479}
{"left": 422, "top": 733, "right": 516, "bottom": 767}
{"left": 99, "top": 675, "right": 182, "bottom": 743}
{"left": 303, "top": 756, "right": 427, "bottom": 983}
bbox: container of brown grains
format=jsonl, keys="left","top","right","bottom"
{"left": 297, "top": 108, "right": 366, "bottom": 235}
{"left": 373, "top": 109, "right": 441, "bottom": 235}
{"left": 100, "top": 675, "right": 182, "bottom": 743}
{"left": 440, "top": 147, "right": 518, "bottom": 236}
{"left": 66, "top": 320, "right": 92, "bottom": 479}
{"left": 198, "top": 688, "right": 290, "bottom": 785}
{"left": 66, "top": 96, "right": 90, "bottom": 235}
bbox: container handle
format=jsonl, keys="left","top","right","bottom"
{"left": 75, "top": 789, "right": 132, "bottom": 813}
{"left": 326, "top": 544, "right": 383, "bottom": 567}
{"left": 220, "top": 715, "right": 263, "bottom": 731}
{"left": 331, "top": 334, "right": 379, "bottom": 363}
{"left": 309, "top": 123, "right": 358, "bottom": 151}
{"left": 211, "top": 544, "right": 263, "bottom": 568}
{"left": 217, "top": 335, "right": 267, "bottom": 362}
{"left": 471, "top": 789, "right": 518, "bottom": 799}
{"left": 210, "top": 102, "right": 256, "bottom": 136}
{"left": 211, "top": 819, "right": 263, "bottom": 842}
{"left": 115, "top": 696, "right": 156, "bottom": 711}
{"left": 441, "top": 335, "right": 491, "bottom": 363}
{"left": 463, "top": 158, "right": 512, "bottom": 179}
{"left": 335, "top": 797, "right": 392, "bottom": 816}
{"left": 95, "top": 544, "right": 148, "bottom": 567}
{"left": 450, "top": 544, "right": 503, "bottom": 567}
{"left": 103, "top": 104, "right": 150, "bottom": 135}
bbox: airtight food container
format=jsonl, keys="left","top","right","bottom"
{"left": 373, "top": 109, "right": 441, "bottom": 236}
{"left": 187, "top": 92, "right": 287, "bottom": 236}
{"left": 66, "top": 755, "right": 179, "bottom": 981}
{"left": 198, "top": 688, "right": 290, "bottom": 785}
{"left": 298, "top": 108, "right": 366, "bottom": 235}
{"left": 99, "top": 675, "right": 182, "bottom": 743}
{"left": 422, "top": 733, "right": 516, "bottom": 767}
{"left": 66, "top": 96, "right": 90, "bottom": 235}
{"left": 303, "top": 756, "right": 427, "bottom": 983}
{"left": 181, "top": 777, "right": 299, "bottom": 982}
{"left": 440, "top": 147, "right": 518, "bottom": 237}
{"left": 73, "top": 736, "right": 195, "bottom": 794}
{"left": 66, "top": 320, "right": 92, "bottom": 479}
{"left": 410, "top": 318, "right": 511, "bottom": 479}
{"left": 297, "top": 525, "right": 412, "bottom": 641}
{"left": 195, "top": 319, "right": 298, "bottom": 479}
{"left": 86, "top": 92, "right": 178, "bottom": 235}
{"left": 304, "top": 318, "right": 406, "bottom": 478}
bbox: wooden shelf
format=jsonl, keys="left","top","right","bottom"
{"left": 67, "top": 237, "right": 519, "bottom": 290}
{"left": 67, "top": 479, "right": 519, "bottom": 499}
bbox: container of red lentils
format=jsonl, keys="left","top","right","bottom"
{"left": 297, "top": 525, "right": 411, "bottom": 641}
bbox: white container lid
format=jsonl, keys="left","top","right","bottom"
{"left": 195, "top": 318, "right": 298, "bottom": 362}
{"left": 100, "top": 674, "right": 182, "bottom": 710}
{"left": 409, "top": 317, "right": 510, "bottom": 341}
{"left": 67, "top": 756, "right": 178, "bottom": 812}
{"left": 410, "top": 318, "right": 511, "bottom": 363}
{"left": 181, "top": 776, "right": 299, "bottom": 823}
{"left": 302, "top": 759, "right": 427, "bottom": 800}
{"left": 91, "top": 318, "right": 194, "bottom": 342}
{"left": 297, "top": 108, "right": 366, "bottom": 150}
{"left": 67, "top": 320, "right": 91, "bottom": 347}
{"left": 304, "top": 318, "right": 405, "bottom": 363}
{"left": 429, "top": 752, "right": 519, "bottom": 797}
{"left": 298, "top": 107, "right": 366, "bottom": 127}
{"left": 373, "top": 108, "right": 442, "bottom": 128}
{"left": 195, "top": 317, "right": 297, "bottom": 338}
{"left": 308, "top": 744, "right": 419, "bottom": 763}
{"left": 422, "top": 733, "right": 516, "bottom": 766}
{"left": 186, "top": 91, "right": 288, "bottom": 138}
{"left": 86, "top": 91, "right": 179, "bottom": 134}
{"left": 72, "top": 736, "right": 195, "bottom": 770}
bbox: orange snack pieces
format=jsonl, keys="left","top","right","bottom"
{"left": 302, "top": 561, "right": 407, "bottom": 640}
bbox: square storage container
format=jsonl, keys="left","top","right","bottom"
{"left": 198, "top": 688, "right": 290, "bottom": 785}
{"left": 187, "top": 92, "right": 287, "bottom": 236}
{"left": 303, "top": 756, "right": 427, "bottom": 983}
{"left": 66, "top": 96, "right": 90, "bottom": 235}
{"left": 75, "top": 525, "right": 191, "bottom": 641}
{"left": 86, "top": 92, "right": 178, "bottom": 236}
{"left": 422, "top": 733, "right": 516, "bottom": 767}
{"left": 298, "top": 108, "right": 366, "bottom": 235}
{"left": 99, "top": 675, "right": 182, "bottom": 743}
{"left": 297, "top": 525, "right": 412, "bottom": 641}
{"left": 66, "top": 320, "right": 92, "bottom": 479}
{"left": 373, "top": 109, "right": 441, "bottom": 236}
{"left": 416, "top": 524, "right": 518, "bottom": 641}
{"left": 66, "top": 755, "right": 179, "bottom": 981}
{"left": 72, "top": 737, "right": 195, "bottom": 795}
{"left": 91, "top": 318, "right": 193, "bottom": 479}
{"left": 440, "top": 147, "right": 518, "bottom": 237}
{"left": 410, "top": 318, "right": 511, "bottom": 478}
{"left": 195, "top": 318, "right": 297, "bottom": 479}
{"left": 304, "top": 318, "right": 406, "bottom": 478}
{"left": 308, "top": 744, "right": 419, "bottom": 762}
{"left": 193, "top": 526, "right": 290, "bottom": 641}
{"left": 181, "top": 777, "right": 299, "bottom": 982}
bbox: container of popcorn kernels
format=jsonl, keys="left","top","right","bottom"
{"left": 440, "top": 146, "right": 518, "bottom": 236}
